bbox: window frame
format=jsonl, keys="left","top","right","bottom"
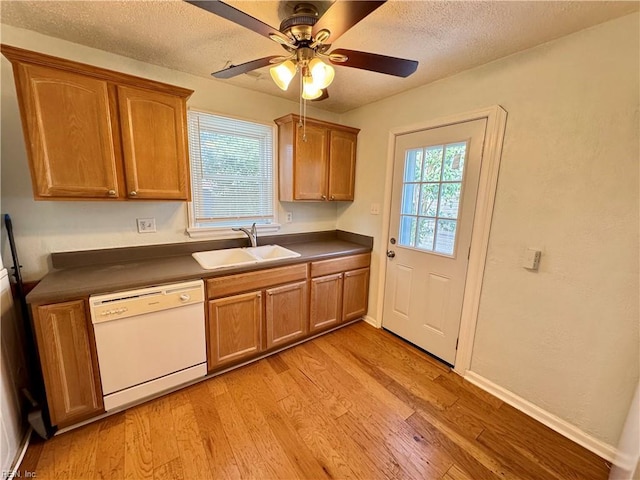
{"left": 185, "top": 108, "right": 280, "bottom": 239}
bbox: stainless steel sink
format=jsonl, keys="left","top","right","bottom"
{"left": 192, "top": 245, "right": 301, "bottom": 270}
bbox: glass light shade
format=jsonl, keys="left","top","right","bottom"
{"left": 269, "top": 60, "right": 296, "bottom": 91}
{"left": 302, "top": 75, "right": 322, "bottom": 100}
{"left": 308, "top": 58, "right": 335, "bottom": 89}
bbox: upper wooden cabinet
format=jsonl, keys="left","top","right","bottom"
{"left": 275, "top": 114, "right": 359, "bottom": 202}
{"left": 1, "top": 45, "right": 193, "bottom": 201}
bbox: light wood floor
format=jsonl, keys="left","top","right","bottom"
{"left": 20, "top": 321, "right": 610, "bottom": 479}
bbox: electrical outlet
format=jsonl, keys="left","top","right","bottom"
{"left": 137, "top": 217, "right": 156, "bottom": 233}
{"left": 370, "top": 203, "right": 380, "bottom": 215}
{"left": 285, "top": 212, "right": 293, "bottom": 223}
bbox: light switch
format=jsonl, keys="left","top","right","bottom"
{"left": 523, "top": 248, "right": 541, "bottom": 271}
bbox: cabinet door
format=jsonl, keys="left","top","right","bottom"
{"left": 15, "top": 64, "right": 120, "bottom": 199}
{"left": 328, "top": 129, "right": 357, "bottom": 201}
{"left": 117, "top": 85, "right": 190, "bottom": 200}
{"left": 33, "top": 300, "right": 104, "bottom": 427}
{"left": 310, "top": 273, "right": 343, "bottom": 333}
{"left": 293, "top": 123, "right": 329, "bottom": 200}
{"left": 208, "top": 291, "right": 262, "bottom": 369}
{"left": 265, "top": 281, "right": 308, "bottom": 349}
{"left": 343, "top": 268, "right": 370, "bottom": 322}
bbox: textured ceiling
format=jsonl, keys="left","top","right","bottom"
{"left": 1, "top": 1, "right": 637, "bottom": 113}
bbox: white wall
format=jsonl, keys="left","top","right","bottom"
{"left": 0, "top": 25, "right": 342, "bottom": 280}
{"left": 338, "top": 13, "right": 639, "bottom": 448}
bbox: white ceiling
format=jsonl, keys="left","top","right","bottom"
{"left": 1, "top": 1, "right": 637, "bottom": 113}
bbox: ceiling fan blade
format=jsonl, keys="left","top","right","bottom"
{"left": 185, "top": 0, "right": 291, "bottom": 44}
{"left": 313, "top": 1, "right": 386, "bottom": 43}
{"left": 212, "top": 56, "right": 281, "bottom": 79}
{"left": 329, "top": 49, "right": 418, "bottom": 78}
{"left": 312, "top": 89, "right": 329, "bottom": 102}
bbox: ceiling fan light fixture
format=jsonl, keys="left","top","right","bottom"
{"left": 270, "top": 60, "right": 297, "bottom": 91}
{"left": 302, "top": 75, "right": 322, "bottom": 100}
{"left": 308, "top": 58, "right": 335, "bottom": 89}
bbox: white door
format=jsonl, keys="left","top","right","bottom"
{"left": 382, "top": 119, "right": 487, "bottom": 365}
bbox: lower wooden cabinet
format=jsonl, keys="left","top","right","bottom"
{"left": 208, "top": 291, "right": 262, "bottom": 369}
{"left": 343, "top": 268, "right": 370, "bottom": 321}
{"left": 310, "top": 273, "right": 343, "bottom": 332}
{"left": 32, "top": 300, "right": 104, "bottom": 427}
{"left": 265, "top": 281, "right": 308, "bottom": 348}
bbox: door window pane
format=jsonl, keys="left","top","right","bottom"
{"left": 435, "top": 220, "right": 457, "bottom": 255}
{"left": 438, "top": 183, "right": 462, "bottom": 219}
{"left": 423, "top": 146, "right": 443, "bottom": 181}
{"left": 442, "top": 142, "right": 466, "bottom": 181}
{"left": 401, "top": 183, "right": 419, "bottom": 215}
{"left": 398, "top": 140, "right": 468, "bottom": 256}
{"left": 417, "top": 218, "right": 436, "bottom": 250}
{"left": 399, "top": 216, "right": 417, "bottom": 247}
{"left": 419, "top": 184, "right": 439, "bottom": 217}
{"left": 404, "top": 149, "right": 423, "bottom": 182}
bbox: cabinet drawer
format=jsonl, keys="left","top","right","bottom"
{"left": 207, "top": 263, "right": 308, "bottom": 299}
{"left": 311, "top": 253, "right": 371, "bottom": 278}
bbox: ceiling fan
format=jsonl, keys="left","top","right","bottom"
{"left": 185, "top": 0, "right": 419, "bottom": 101}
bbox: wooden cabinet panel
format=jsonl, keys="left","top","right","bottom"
{"left": 14, "top": 63, "right": 120, "bottom": 199}
{"left": 343, "top": 268, "right": 370, "bottom": 322}
{"left": 206, "top": 264, "right": 308, "bottom": 299}
{"left": 328, "top": 129, "right": 357, "bottom": 201}
{"left": 310, "top": 253, "right": 371, "bottom": 278}
{"left": 265, "top": 281, "right": 308, "bottom": 348}
{"left": 2, "top": 45, "right": 192, "bottom": 201}
{"left": 33, "top": 300, "right": 104, "bottom": 427}
{"left": 293, "top": 123, "right": 329, "bottom": 200}
{"left": 117, "top": 86, "right": 190, "bottom": 200}
{"left": 310, "top": 273, "right": 343, "bottom": 333}
{"left": 275, "top": 114, "right": 359, "bottom": 202}
{"left": 208, "top": 291, "right": 262, "bottom": 369}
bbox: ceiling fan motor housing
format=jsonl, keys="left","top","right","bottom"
{"left": 280, "top": 3, "right": 319, "bottom": 42}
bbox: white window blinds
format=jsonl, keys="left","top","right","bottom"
{"left": 188, "top": 110, "right": 274, "bottom": 228}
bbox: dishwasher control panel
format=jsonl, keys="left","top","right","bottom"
{"left": 90, "top": 279, "right": 204, "bottom": 324}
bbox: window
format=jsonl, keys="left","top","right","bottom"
{"left": 187, "top": 110, "right": 277, "bottom": 236}
{"left": 398, "top": 141, "right": 468, "bottom": 256}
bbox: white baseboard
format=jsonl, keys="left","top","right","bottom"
{"left": 464, "top": 371, "right": 618, "bottom": 463}
{"left": 363, "top": 315, "right": 379, "bottom": 328}
{"left": 7, "top": 427, "right": 31, "bottom": 480}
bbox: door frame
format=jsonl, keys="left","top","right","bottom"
{"left": 376, "top": 105, "right": 507, "bottom": 376}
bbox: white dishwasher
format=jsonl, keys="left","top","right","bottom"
{"left": 90, "top": 279, "right": 206, "bottom": 411}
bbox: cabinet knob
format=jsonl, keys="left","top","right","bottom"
{"left": 330, "top": 195, "right": 335, "bottom": 201}
{"left": 129, "top": 191, "right": 138, "bottom": 197}
{"left": 321, "top": 195, "right": 327, "bottom": 201}
{"left": 107, "top": 190, "right": 116, "bottom": 196}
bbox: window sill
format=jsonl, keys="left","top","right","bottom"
{"left": 186, "top": 224, "right": 282, "bottom": 239}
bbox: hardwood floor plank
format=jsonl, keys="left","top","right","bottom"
{"left": 226, "top": 364, "right": 331, "bottom": 479}
{"left": 187, "top": 382, "right": 242, "bottom": 480}
{"left": 224, "top": 371, "right": 302, "bottom": 479}
{"left": 124, "top": 405, "right": 153, "bottom": 479}
{"left": 153, "top": 458, "right": 184, "bottom": 480}
{"left": 171, "top": 392, "right": 214, "bottom": 479}
{"left": 148, "top": 395, "right": 179, "bottom": 468}
{"left": 214, "top": 387, "right": 280, "bottom": 479}
{"left": 276, "top": 372, "right": 363, "bottom": 480}
{"left": 19, "top": 323, "right": 608, "bottom": 480}
{"left": 95, "top": 412, "right": 126, "bottom": 480}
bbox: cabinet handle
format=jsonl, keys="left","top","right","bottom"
{"left": 129, "top": 191, "right": 138, "bottom": 197}
{"left": 107, "top": 190, "right": 116, "bottom": 196}
{"left": 321, "top": 195, "right": 327, "bottom": 201}
{"left": 330, "top": 195, "right": 335, "bottom": 201}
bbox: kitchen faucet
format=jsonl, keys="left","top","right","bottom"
{"left": 232, "top": 222, "right": 258, "bottom": 247}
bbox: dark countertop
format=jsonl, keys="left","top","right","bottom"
{"left": 26, "top": 233, "right": 372, "bottom": 305}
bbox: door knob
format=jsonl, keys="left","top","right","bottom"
{"left": 386, "top": 250, "right": 396, "bottom": 259}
